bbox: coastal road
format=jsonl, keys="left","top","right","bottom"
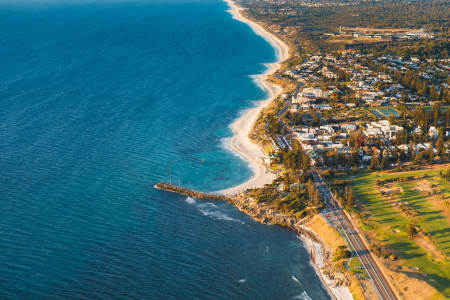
{"left": 312, "top": 171, "right": 398, "bottom": 300}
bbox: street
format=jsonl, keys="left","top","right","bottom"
{"left": 312, "top": 171, "right": 398, "bottom": 300}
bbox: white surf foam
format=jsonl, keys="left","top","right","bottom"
{"left": 291, "top": 275, "right": 300, "bottom": 284}
{"left": 197, "top": 205, "right": 244, "bottom": 224}
{"left": 200, "top": 209, "right": 242, "bottom": 223}
{"left": 185, "top": 197, "right": 196, "bottom": 204}
{"left": 238, "top": 279, "right": 247, "bottom": 283}
{"left": 187, "top": 198, "right": 244, "bottom": 224}
{"left": 198, "top": 202, "right": 218, "bottom": 209}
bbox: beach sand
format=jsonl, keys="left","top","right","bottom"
{"left": 220, "top": 0, "right": 289, "bottom": 195}
{"left": 220, "top": 2, "right": 354, "bottom": 300}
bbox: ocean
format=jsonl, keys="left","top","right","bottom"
{"left": 0, "top": 0, "right": 330, "bottom": 299}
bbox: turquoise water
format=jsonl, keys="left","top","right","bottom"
{"left": 0, "top": 0, "right": 330, "bottom": 299}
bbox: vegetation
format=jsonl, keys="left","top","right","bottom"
{"left": 357, "top": 39, "right": 449, "bottom": 60}
{"left": 359, "top": 56, "right": 449, "bottom": 102}
{"left": 246, "top": 173, "right": 325, "bottom": 217}
{"left": 238, "top": 0, "right": 449, "bottom": 53}
{"left": 338, "top": 167, "right": 450, "bottom": 297}
{"left": 235, "top": 0, "right": 450, "bottom": 297}
{"left": 333, "top": 245, "right": 352, "bottom": 261}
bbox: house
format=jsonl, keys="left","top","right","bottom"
{"left": 320, "top": 125, "right": 335, "bottom": 134}
{"left": 302, "top": 87, "right": 329, "bottom": 99}
{"left": 290, "top": 103, "right": 301, "bottom": 112}
{"left": 341, "top": 123, "right": 357, "bottom": 132}
{"left": 296, "top": 132, "right": 315, "bottom": 141}
{"left": 413, "top": 126, "right": 422, "bottom": 135}
{"left": 301, "top": 140, "right": 318, "bottom": 150}
{"left": 324, "top": 71, "right": 337, "bottom": 79}
{"left": 316, "top": 104, "right": 332, "bottom": 110}
{"left": 292, "top": 92, "right": 317, "bottom": 104}
{"left": 364, "top": 120, "right": 403, "bottom": 140}
{"left": 428, "top": 126, "right": 439, "bottom": 139}
{"left": 332, "top": 143, "right": 343, "bottom": 149}
{"left": 362, "top": 155, "right": 372, "bottom": 163}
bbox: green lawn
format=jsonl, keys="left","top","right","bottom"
{"left": 423, "top": 105, "right": 450, "bottom": 113}
{"left": 348, "top": 256, "right": 369, "bottom": 278}
{"left": 337, "top": 227, "right": 370, "bottom": 278}
{"left": 341, "top": 168, "right": 450, "bottom": 297}
{"left": 397, "top": 181, "right": 450, "bottom": 257}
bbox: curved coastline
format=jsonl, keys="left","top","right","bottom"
{"left": 219, "top": 2, "right": 354, "bottom": 300}
{"left": 220, "top": 0, "right": 288, "bottom": 195}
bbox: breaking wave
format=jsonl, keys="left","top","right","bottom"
{"left": 199, "top": 208, "right": 244, "bottom": 224}
{"left": 186, "top": 197, "right": 196, "bottom": 204}
{"left": 185, "top": 197, "right": 244, "bottom": 224}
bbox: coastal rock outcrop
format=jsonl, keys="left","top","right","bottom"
{"left": 230, "top": 193, "right": 354, "bottom": 300}
{"left": 231, "top": 194, "right": 294, "bottom": 226}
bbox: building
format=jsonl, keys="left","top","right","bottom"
{"left": 302, "top": 87, "right": 329, "bottom": 99}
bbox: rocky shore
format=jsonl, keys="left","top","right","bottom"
{"left": 230, "top": 193, "right": 355, "bottom": 300}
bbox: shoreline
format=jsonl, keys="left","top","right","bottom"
{"left": 218, "top": 2, "right": 354, "bottom": 299}
{"left": 219, "top": 0, "right": 288, "bottom": 195}
{"left": 230, "top": 194, "right": 354, "bottom": 300}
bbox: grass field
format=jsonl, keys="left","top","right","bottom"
{"left": 339, "top": 226, "right": 371, "bottom": 279}
{"left": 348, "top": 256, "right": 369, "bottom": 278}
{"left": 342, "top": 167, "right": 450, "bottom": 297}
{"left": 423, "top": 105, "right": 450, "bottom": 113}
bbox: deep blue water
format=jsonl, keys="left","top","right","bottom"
{"left": 0, "top": 0, "right": 330, "bottom": 299}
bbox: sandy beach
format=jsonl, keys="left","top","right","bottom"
{"left": 220, "top": 2, "right": 354, "bottom": 300}
{"left": 299, "top": 228, "right": 354, "bottom": 300}
{"left": 220, "top": 0, "right": 289, "bottom": 195}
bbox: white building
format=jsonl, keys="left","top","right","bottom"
{"left": 341, "top": 123, "right": 357, "bottom": 132}
{"left": 302, "top": 87, "right": 329, "bottom": 99}
{"left": 428, "top": 126, "right": 439, "bottom": 139}
{"left": 296, "top": 132, "right": 315, "bottom": 141}
{"left": 364, "top": 120, "right": 403, "bottom": 139}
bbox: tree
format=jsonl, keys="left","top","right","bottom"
{"left": 369, "top": 152, "right": 379, "bottom": 170}
{"left": 347, "top": 187, "right": 355, "bottom": 208}
{"left": 446, "top": 110, "right": 450, "bottom": 127}
{"left": 302, "top": 153, "right": 311, "bottom": 173}
{"left": 436, "top": 129, "right": 444, "bottom": 157}
{"left": 381, "top": 154, "right": 389, "bottom": 170}
{"left": 407, "top": 223, "right": 418, "bottom": 239}
{"left": 409, "top": 142, "right": 416, "bottom": 161}
{"left": 307, "top": 179, "right": 314, "bottom": 201}
{"left": 396, "top": 157, "right": 401, "bottom": 171}
{"left": 428, "top": 149, "right": 434, "bottom": 163}
{"left": 283, "top": 173, "right": 291, "bottom": 192}
{"left": 292, "top": 139, "right": 301, "bottom": 152}
{"left": 433, "top": 102, "right": 440, "bottom": 127}
{"left": 314, "top": 188, "right": 321, "bottom": 207}
{"left": 430, "top": 84, "right": 438, "bottom": 100}
{"left": 350, "top": 151, "right": 358, "bottom": 167}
